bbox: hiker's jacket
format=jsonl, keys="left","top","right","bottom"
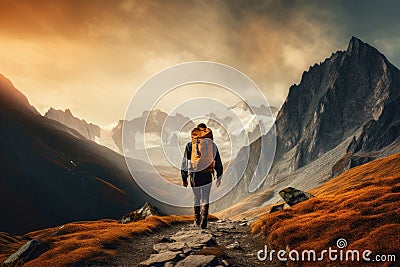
{"left": 181, "top": 142, "right": 223, "bottom": 183}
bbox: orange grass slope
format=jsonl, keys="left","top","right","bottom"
{"left": 252, "top": 152, "right": 400, "bottom": 267}
{"left": 0, "top": 215, "right": 217, "bottom": 266}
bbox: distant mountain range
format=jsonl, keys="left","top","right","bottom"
{"left": 111, "top": 102, "right": 278, "bottom": 164}
{"left": 111, "top": 109, "right": 195, "bottom": 153}
{"left": 43, "top": 101, "right": 278, "bottom": 161}
{"left": 45, "top": 108, "right": 101, "bottom": 141}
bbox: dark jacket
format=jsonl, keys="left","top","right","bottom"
{"left": 181, "top": 142, "right": 223, "bottom": 182}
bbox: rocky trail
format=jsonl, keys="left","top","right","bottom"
{"left": 93, "top": 218, "right": 265, "bottom": 267}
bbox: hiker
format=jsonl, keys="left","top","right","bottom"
{"left": 181, "top": 123, "right": 223, "bottom": 229}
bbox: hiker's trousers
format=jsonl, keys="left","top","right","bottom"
{"left": 190, "top": 172, "right": 213, "bottom": 215}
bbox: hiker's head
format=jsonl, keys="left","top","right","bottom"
{"left": 197, "top": 123, "right": 207, "bottom": 129}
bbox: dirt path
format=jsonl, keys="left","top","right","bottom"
{"left": 84, "top": 218, "right": 266, "bottom": 266}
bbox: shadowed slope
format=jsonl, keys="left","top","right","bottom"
{"left": 0, "top": 74, "right": 149, "bottom": 234}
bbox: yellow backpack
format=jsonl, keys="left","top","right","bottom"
{"left": 191, "top": 127, "right": 215, "bottom": 173}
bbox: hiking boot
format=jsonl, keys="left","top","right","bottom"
{"left": 194, "top": 207, "right": 201, "bottom": 227}
{"left": 200, "top": 213, "right": 208, "bottom": 229}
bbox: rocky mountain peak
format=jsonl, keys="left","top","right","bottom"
{"left": 347, "top": 36, "right": 365, "bottom": 53}
{"left": 346, "top": 36, "right": 382, "bottom": 58}
{"left": 44, "top": 108, "right": 101, "bottom": 141}
{"left": 274, "top": 37, "right": 400, "bottom": 170}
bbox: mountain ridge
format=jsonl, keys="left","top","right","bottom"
{"left": 44, "top": 107, "right": 101, "bottom": 141}
{"left": 0, "top": 74, "right": 149, "bottom": 234}
{"left": 274, "top": 36, "right": 400, "bottom": 170}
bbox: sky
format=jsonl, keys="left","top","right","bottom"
{"left": 0, "top": 0, "right": 399, "bottom": 126}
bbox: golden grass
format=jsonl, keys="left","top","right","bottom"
{"left": 252, "top": 152, "right": 400, "bottom": 266}
{"left": 0, "top": 214, "right": 217, "bottom": 266}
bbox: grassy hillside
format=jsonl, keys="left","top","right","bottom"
{"left": 0, "top": 215, "right": 198, "bottom": 266}
{"left": 252, "top": 152, "right": 400, "bottom": 266}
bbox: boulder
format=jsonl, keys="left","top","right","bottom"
{"left": 153, "top": 242, "right": 187, "bottom": 253}
{"left": 139, "top": 251, "right": 181, "bottom": 266}
{"left": 270, "top": 203, "right": 285, "bottom": 213}
{"left": 121, "top": 202, "right": 162, "bottom": 224}
{"left": 171, "top": 230, "right": 216, "bottom": 249}
{"left": 216, "top": 223, "right": 236, "bottom": 232}
{"left": 3, "top": 239, "right": 49, "bottom": 265}
{"left": 225, "top": 241, "right": 241, "bottom": 250}
{"left": 175, "top": 255, "right": 217, "bottom": 267}
{"left": 279, "top": 187, "right": 314, "bottom": 206}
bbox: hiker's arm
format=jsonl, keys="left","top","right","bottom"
{"left": 181, "top": 143, "right": 191, "bottom": 183}
{"left": 214, "top": 147, "right": 223, "bottom": 179}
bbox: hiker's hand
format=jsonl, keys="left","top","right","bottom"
{"left": 183, "top": 181, "right": 188, "bottom": 187}
{"left": 216, "top": 178, "right": 221, "bottom": 187}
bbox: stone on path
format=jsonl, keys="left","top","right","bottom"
{"left": 171, "top": 230, "right": 216, "bottom": 249}
{"left": 139, "top": 251, "right": 181, "bottom": 266}
{"left": 225, "top": 241, "right": 241, "bottom": 250}
{"left": 153, "top": 241, "right": 187, "bottom": 253}
{"left": 175, "top": 255, "right": 216, "bottom": 267}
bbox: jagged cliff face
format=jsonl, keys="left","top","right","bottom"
{"left": 45, "top": 108, "right": 101, "bottom": 141}
{"left": 275, "top": 37, "right": 400, "bottom": 170}
{"left": 332, "top": 95, "right": 400, "bottom": 176}
{"left": 349, "top": 96, "right": 400, "bottom": 153}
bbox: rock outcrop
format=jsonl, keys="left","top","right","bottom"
{"left": 3, "top": 239, "right": 49, "bottom": 265}
{"left": 120, "top": 202, "right": 162, "bottom": 224}
{"left": 279, "top": 187, "right": 314, "bottom": 206}
{"left": 45, "top": 108, "right": 101, "bottom": 141}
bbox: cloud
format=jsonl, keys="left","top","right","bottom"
{"left": 0, "top": 0, "right": 398, "bottom": 125}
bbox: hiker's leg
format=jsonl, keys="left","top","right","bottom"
{"left": 200, "top": 173, "right": 213, "bottom": 229}
{"left": 190, "top": 174, "right": 201, "bottom": 226}
{"left": 200, "top": 183, "right": 211, "bottom": 228}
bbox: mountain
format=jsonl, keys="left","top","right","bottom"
{"left": 0, "top": 74, "right": 149, "bottom": 235}
{"left": 212, "top": 37, "right": 400, "bottom": 212}
{"left": 274, "top": 36, "right": 400, "bottom": 170}
{"left": 205, "top": 102, "right": 277, "bottom": 144}
{"left": 112, "top": 109, "right": 195, "bottom": 153}
{"left": 44, "top": 108, "right": 101, "bottom": 141}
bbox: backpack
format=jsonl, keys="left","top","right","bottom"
{"left": 190, "top": 127, "right": 215, "bottom": 173}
